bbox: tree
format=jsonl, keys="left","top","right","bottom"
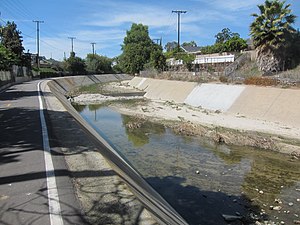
{"left": 164, "top": 41, "right": 178, "bottom": 52}
{"left": 0, "top": 21, "right": 24, "bottom": 58}
{"left": 250, "top": 0, "right": 296, "bottom": 73}
{"left": 64, "top": 53, "right": 86, "bottom": 75}
{"left": 224, "top": 36, "right": 248, "bottom": 52}
{"left": 0, "top": 21, "right": 29, "bottom": 68}
{"left": 182, "top": 41, "right": 198, "bottom": 47}
{"left": 86, "top": 54, "right": 113, "bottom": 74}
{"left": 215, "top": 28, "right": 239, "bottom": 44}
{"left": 149, "top": 44, "right": 166, "bottom": 71}
{"left": 201, "top": 29, "right": 247, "bottom": 54}
{"left": 286, "top": 30, "right": 300, "bottom": 67}
{"left": 175, "top": 53, "right": 195, "bottom": 71}
{"left": 119, "top": 23, "right": 165, "bottom": 74}
{"left": 0, "top": 44, "right": 18, "bottom": 70}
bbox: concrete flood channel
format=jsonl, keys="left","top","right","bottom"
{"left": 73, "top": 104, "right": 300, "bottom": 225}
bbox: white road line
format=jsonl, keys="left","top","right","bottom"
{"left": 37, "top": 81, "right": 64, "bottom": 225}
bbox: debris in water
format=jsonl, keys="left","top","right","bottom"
{"left": 222, "top": 214, "right": 243, "bottom": 222}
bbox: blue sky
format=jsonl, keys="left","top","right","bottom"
{"left": 1, "top": 0, "right": 299, "bottom": 61}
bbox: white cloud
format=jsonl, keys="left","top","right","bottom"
{"left": 85, "top": 4, "right": 175, "bottom": 28}
{"left": 22, "top": 0, "right": 276, "bottom": 60}
{"left": 192, "top": 0, "right": 263, "bottom": 11}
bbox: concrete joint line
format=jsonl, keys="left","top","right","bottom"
{"left": 38, "top": 81, "right": 64, "bottom": 225}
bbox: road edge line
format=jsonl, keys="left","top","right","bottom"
{"left": 38, "top": 81, "right": 64, "bottom": 225}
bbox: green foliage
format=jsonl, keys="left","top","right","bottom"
{"left": 250, "top": 0, "right": 297, "bottom": 72}
{"left": 286, "top": 30, "right": 300, "bottom": 67}
{"left": 164, "top": 41, "right": 177, "bottom": 52}
{"left": 149, "top": 44, "right": 166, "bottom": 71}
{"left": 85, "top": 54, "right": 113, "bottom": 74}
{"left": 201, "top": 28, "right": 247, "bottom": 54}
{"left": 182, "top": 41, "right": 197, "bottom": 47}
{"left": 201, "top": 38, "right": 247, "bottom": 54}
{"left": 64, "top": 54, "right": 86, "bottom": 75}
{"left": 0, "top": 21, "right": 28, "bottom": 69}
{"left": 119, "top": 42, "right": 149, "bottom": 74}
{"left": 164, "top": 47, "right": 184, "bottom": 59}
{"left": 224, "top": 36, "right": 248, "bottom": 52}
{"left": 215, "top": 28, "right": 240, "bottom": 44}
{"left": 78, "top": 83, "right": 102, "bottom": 94}
{"left": 250, "top": 0, "right": 296, "bottom": 50}
{"left": 119, "top": 23, "right": 165, "bottom": 74}
{"left": 0, "top": 44, "right": 18, "bottom": 70}
{"left": 175, "top": 52, "right": 196, "bottom": 71}
{"left": 0, "top": 21, "right": 24, "bottom": 57}
{"left": 111, "top": 57, "right": 123, "bottom": 73}
{"left": 39, "top": 67, "right": 61, "bottom": 78}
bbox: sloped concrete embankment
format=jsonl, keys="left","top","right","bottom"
{"left": 227, "top": 86, "right": 300, "bottom": 128}
{"left": 49, "top": 74, "right": 132, "bottom": 95}
{"left": 45, "top": 74, "right": 188, "bottom": 225}
{"left": 128, "top": 77, "right": 198, "bottom": 103}
{"left": 129, "top": 77, "right": 300, "bottom": 129}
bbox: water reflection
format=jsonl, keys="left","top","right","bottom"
{"left": 74, "top": 104, "right": 300, "bottom": 225}
{"left": 122, "top": 115, "right": 165, "bottom": 147}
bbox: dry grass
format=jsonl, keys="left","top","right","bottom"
{"left": 244, "top": 76, "right": 279, "bottom": 86}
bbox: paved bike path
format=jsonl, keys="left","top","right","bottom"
{"left": 0, "top": 81, "right": 86, "bottom": 225}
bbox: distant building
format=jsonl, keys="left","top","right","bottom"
{"left": 181, "top": 45, "right": 202, "bottom": 55}
{"left": 167, "top": 52, "right": 235, "bottom": 67}
{"left": 194, "top": 53, "right": 235, "bottom": 64}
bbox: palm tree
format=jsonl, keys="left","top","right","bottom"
{"left": 250, "top": 0, "right": 296, "bottom": 74}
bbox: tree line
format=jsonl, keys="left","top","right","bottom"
{"left": 1, "top": 0, "right": 299, "bottom": 76}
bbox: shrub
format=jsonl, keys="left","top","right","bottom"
{"left": 219, "top": 75, "right": 228, "bottom": 83}
{"left": 244, "top": 76, "right": 278, "bottom": 86}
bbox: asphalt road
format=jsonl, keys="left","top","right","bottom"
{"left": 0, "top": 80, "right": 87, "bottom": 225}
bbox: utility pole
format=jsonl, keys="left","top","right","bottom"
{"left": 172, "top": 10, "right": 187, "bottom": 52}
{"left": 68, "top": 37, "right": 76, "bottom": 54}
{"left": 33, "top": 20, "right": 44, "bottom": 70}
{"left": 91, "top": 42, "right": 96, "bottom": 55}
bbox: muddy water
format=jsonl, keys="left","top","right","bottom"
{"left": 74, "top": 105, "right": 300, "bottom": 225}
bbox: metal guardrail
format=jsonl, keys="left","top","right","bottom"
{"left": 47, "top": 74, "right": 188, "bottom": 225}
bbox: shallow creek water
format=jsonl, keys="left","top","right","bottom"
{"left": 74, "top": 105, "right": 300, "bottom": 225}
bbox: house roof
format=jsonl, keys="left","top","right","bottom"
{"left": 181, "top": 45, "right": 202, "bottom": 53}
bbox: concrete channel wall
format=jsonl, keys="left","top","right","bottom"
{"left": 46, "top": 74, "right": 188, "bottom": 225}
{"left": 46, "top": 74, "right": 300, "bottom": 224}
{"left": 128, "top": 77, "right": 197, "bottom": 103}
{"left": 129, "top": 77, "right": 300, "bottom": 128}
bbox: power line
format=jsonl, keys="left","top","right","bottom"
{"left": 172, "top": 10, "right": 187, "bottom": 51}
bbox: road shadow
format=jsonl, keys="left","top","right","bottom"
{"left": 0, "top": 90, "right": 154, "bottom": 224}
{"left": 0, "top": 181, "right": 90, "bottom": 225}
{"left": 0, "top": 84, "right": 39, "bottom": 102}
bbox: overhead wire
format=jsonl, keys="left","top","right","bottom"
{"left": 0, "top": 0, "right": 67, "bottom": 58}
